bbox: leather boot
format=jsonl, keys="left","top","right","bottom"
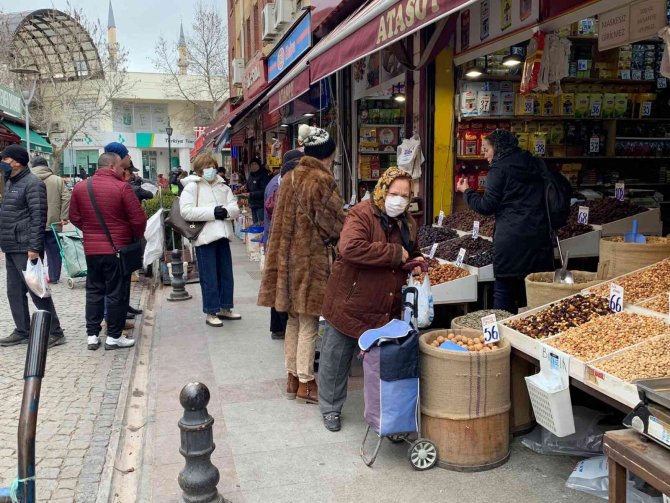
{"left": 296, "top": 379, "right": 318, "bottom": 404}
{"left": 286, "top": 373, "right": 299, "bottom": 400}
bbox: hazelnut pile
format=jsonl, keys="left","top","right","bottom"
{"left": 545, "top": 313, "right": 669, "bottom": 361}
{"left": 505, "top": 294, "right": 611, "bottom": 340}
{"left": 429, "top": 332, "right": 501, "bottom": 352}
{"left": 637, "top": 293, "right": 670, "bottom": 315}
{"left": 418, "top": 263, "right": 470, "bottom": 285}
{"left": 588, "top": 259, "right": 670, "bottom": 303}
{"left": 594, "top": 335, "right": 670, "bottom": 382}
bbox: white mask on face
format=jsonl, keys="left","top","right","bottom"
{"left": 203, "top": 167, "right": 217, "bottom": 182}
{"left": 384, "top": 195, "right": 409, "bottom": 218}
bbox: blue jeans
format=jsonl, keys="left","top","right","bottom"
{"left": 493, "top": 276, "right": 527, "bottom": 315}
{"left": 195, "top": 238, "right": 234, "bottom": 314}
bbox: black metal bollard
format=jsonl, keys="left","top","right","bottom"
{"left": 178, "top": 383, "right": 225, "bottom": 503}
{"left": 168, "top": 248, "right": 192, "bottom": 302}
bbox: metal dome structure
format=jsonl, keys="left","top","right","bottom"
{"left": 0, "top": 9, "right": 103, "bottom": 81}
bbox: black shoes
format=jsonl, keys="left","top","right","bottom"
{"left": 0, "top": 332, "right": 29, "bottom": 347}
{"left": 48, "top": 334, "right": 66, "bottom": 348}
{"left": 271, "top": 331, "right": 285, "bottom": 340}
{"left": 323, "top": 413, "right": 341, "bottom": 432}
{"left": 128, "top": 306, "right": 143, "bottom": 315}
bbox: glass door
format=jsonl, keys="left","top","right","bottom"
{"left": 142, "top": 150, "right": 158, "bottom": 181}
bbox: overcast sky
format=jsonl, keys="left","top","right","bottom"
{"left": 0, "top": 0, "right": 227, "bottom": 72}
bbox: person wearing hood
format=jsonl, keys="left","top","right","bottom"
{"left": 258, "top": 125, "right": 345, "bottom": 405}
{"left": 457, "top": 129, "right": 553, "bottom": 313}
{"left": 180, "top": 152, "right": 242, "bottom": 327}
{"left": 125, "top": 162, "right": 154, "bottom": 202}
{"left": 318, "top": 167, "right": 422, "bottom": 432}
{"left": 263, "top": 149, "right": 304, "bottom": 341}
{"left": 245, "top": 158, "right": 271, "bottom": 224}
{"left": 31, "top": 156, "right": 71, "bottom": 284}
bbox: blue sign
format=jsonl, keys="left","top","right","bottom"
{"left": 268, "top": 14, "right": 311, "bottom": 82}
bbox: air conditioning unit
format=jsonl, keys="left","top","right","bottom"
{"left": 262, "top": 4, "right": 277, "bottom": 42}
{"left": 231, "top": 58, "right": 245, "bottom": 87}
{"left": 274, "top": 0, "right": 295, "bottom": 31}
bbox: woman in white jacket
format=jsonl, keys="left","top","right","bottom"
{"left": 180, "top": 153, "right": 242, "bottom": 327}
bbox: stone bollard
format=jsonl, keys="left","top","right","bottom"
{"left": 178, "top": 383, "right": 225, "bottom": 503}
{"left": 168, "top": 248, "right": 192, "bottom": 302}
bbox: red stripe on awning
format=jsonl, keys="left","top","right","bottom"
{"left": 269, "top": 68, "right": 311, "bottom": 112}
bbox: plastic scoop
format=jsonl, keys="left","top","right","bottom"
{"left": 624, "top": 219, "right": 646, "bottom": 244}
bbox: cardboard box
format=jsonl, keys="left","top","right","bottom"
{"left": 541, "top": 94, "right": 557, "bottom": 116}
{"left": 575, "top": 93, "right": 591, "bottom": 118}
{"left": 560, "top": 93, "right": 575, "bottom": 116}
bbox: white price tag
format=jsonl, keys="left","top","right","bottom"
{"left": 534, "top": 138, "right": 546, "bottom": 156}
{"left": 524, "top": 97, "right": 534, "bottom": 114}
{"left": 658, "top": 77, "right": 667, "bottom": 89}
{"left": 642, "top": 101, "right": 652, "bottom": 117}
{"left": 615, "top": 182, "right": 625, "bottom": 201}
{"left": 481, "top": 314, "right": 500, "bottom": 344}
{"left": 540, "top": 345, "right": 570, "bottom": 389}
{"left": 479, "top": 95, "right": 491, "bottom": 112}
{"left": 455, "top": 248, "right": 466, "bottom": 268}
{"left": 590, "top": 101, "right": 601, "bottom": 117}
{"left": 609, "top": 283, "right": 624, "bottom": 313}
{"left": 589, "top": 135, "right": 600, "bottom": 153}
{"left": 437, "top": 210, "right": 445, "bottom": 227}
{"left": 472, "top": 221, "right": 480, "bottom": 240}
{"left": 428, "top": 243, "right": 438, "bottom": 259}
{"left": 620, "top": 69, "right": 631, "bottom": 80}
{"left": 577, "top": 59, "right": 588, "bottom": 71}
{"left": 577, "top": 206, "right": 589, "bottom": 225}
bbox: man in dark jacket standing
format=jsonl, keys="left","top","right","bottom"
{"left": 246, "top": 158, "right": 271, "bottom": 225}
{"left": 0, "top": 145, "right": 66, "bottom": 347}
{"left": 69, "top": 152, "right": 147, "bottom": 351}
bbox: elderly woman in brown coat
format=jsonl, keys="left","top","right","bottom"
{"left": 318, "top": 167, "right": 423, "bottom": 432}
{"left": 258, "top": 125, "right": 345, "bottom": 405}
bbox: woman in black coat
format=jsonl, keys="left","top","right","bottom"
{"left": 456, "top": 129, "right": 553, "bottom": 313}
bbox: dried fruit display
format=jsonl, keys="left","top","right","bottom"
{"left": 636, "top": 293, "right": 670, "bottom": 315}
{"left": 428, "top": 236, "right": 494, "bottom": 262}
{"left": 592, "top": 335, "right": 670, "bottom": 382}
{"left": 453, "top": 310, "right": 514, "bottom": 329}
{"left": 606, "top": 236, "right": 670, "bottom": 244}
{"left": 588, "top": 259, "right": 670, "bottom": 303}
{"left": 556, "top": 223, "right": 594, "bottom": 240}
{"left": 545, "top": 313, "right": 668, "bottom": 361}
{"left": 429, "top": 332, "right": 502, "bottom": 352}
{"left": 505, "top": 294, "right": 611, "bottom": 339}
{"left": 436, "top": 209, "right": 495, "bottom": 236}
{"left": 417, "top": 226, "right": 458, "bottom": 249}
{"left": 465, "top": 249, "right": 494, "bottom": 268}
{"left": 568, "top": 198, "right": 644, "bottom": 225}
{"left": 418, "top": 263, "right": 470, "bottom": 285}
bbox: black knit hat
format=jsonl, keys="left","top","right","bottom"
{"left": 280, "top": 149, "right": 304, "bottom": 177}
{"left": 0, "top": 145, "right": 30, "bottom": 166}
{"left": 297, "top": 124, "right": 336, "bottom": 160}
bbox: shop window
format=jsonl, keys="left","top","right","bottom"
{"left": 142, "top": 150, "right": 158, "bottom": 181}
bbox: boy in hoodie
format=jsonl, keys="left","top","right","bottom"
{"left": 31, "top": 156, "right": 71, "bottom": 284}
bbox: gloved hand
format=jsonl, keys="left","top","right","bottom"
{"left": 214, "top": 206, "right": 228, "bottom": 220}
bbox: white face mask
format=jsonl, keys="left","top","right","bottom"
{"left": 385, "top": 195, "right": 409, "bottom": 218}
{"left": 203, "top": 167, "right": 217, "bottom": 182}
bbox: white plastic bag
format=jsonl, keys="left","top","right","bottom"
{"left": 397, "top": 137, "right": 424, "bottom": 179}
{"left": 143, "top": 210, "right": 164, "bottom": 268}
{"left": 409, "top": 274, "right": 434, "bottom": 328}
{"left": 23, "top": 258, "right": 50, "bottom": 298}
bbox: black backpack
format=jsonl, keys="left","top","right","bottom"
{"left": 538, "top": 159, "right": 572, "bottom": 230}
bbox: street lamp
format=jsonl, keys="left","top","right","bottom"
{"left": 166, "top": 117, "right": 173, "bottom": 179}
{"left": 9, "top": 66, "right": 40, "bottom": 156}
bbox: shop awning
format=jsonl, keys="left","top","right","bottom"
{"left": 308, "top": 0, "right": 477, "bottom": 83}
{"left": 267, "top": 63, "right": 311, "bottom": 113}
{"left": 1, "top": 120, "right": 53, "bottom": 154}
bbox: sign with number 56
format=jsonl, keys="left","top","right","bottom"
{"left": 481, "top": 314, "right": 500, "bottom": 344}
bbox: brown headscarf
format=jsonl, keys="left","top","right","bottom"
{"left": 372, "top": 167, "right": 412, "bottom": 213}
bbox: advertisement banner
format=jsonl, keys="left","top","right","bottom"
{"left": 268, "top": 14, "right": 312, "bottom": 81}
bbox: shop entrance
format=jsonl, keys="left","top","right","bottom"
{"left": 142, "top": 150, "right": 158, "bottom": 181}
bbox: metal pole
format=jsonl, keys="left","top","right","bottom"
{"left": 23, "top": 79, "right": 37, "bottom": 157}
{"left": 167, "top": 248, "right": 192, "bottom": 302}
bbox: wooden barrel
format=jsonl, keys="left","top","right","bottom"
{"left": 419, "top": 330, "right": 511, "bottom": 472}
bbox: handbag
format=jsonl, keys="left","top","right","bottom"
{"left": 164, "top": 184, "right": 205, "bottom": 241}
{"left": 87, "top": 178, "right": 145, "bottom": 277}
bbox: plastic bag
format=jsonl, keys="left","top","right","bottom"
{"left": 23, "top": 258, "right": 50, "bottom": 298}
{"left": 520, "top": 31, "right": 545, "bottom": 95}
{"left": 409, "top": 274, "right": 434, "bottom": 328}
{"left": 143, "top": 210, "right": 164, "bottom": 268}
{"left": 397, "top": 137, "right": 425, "bottom": 179}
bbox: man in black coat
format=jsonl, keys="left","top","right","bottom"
{"left": 457, "top": 130, "right": 554, "bottom": 313}
{"left": 0, "top": 145, "right": 65, "bottom": 347}
{"left": 245, "top": 158, "right": 271, "bottom": 225}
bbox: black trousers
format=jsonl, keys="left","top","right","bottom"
{"left": 5, "top": 252, "right": 63, "bottom": 338}
{"left": 44, "top": 230, "right": 62, "bottom": 283}
{"left": 493, "top": 276, "right": 527, "bottom": 315}
{"left": 270, "top": 308, "right": 288, "bottom": 333}
{"left": 86, "top": 255, "right": 126, "bottom": 339}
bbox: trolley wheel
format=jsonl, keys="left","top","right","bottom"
{"left": 67, "top": 279, "right": 75, "bottom": 289}
{"left": 408, "top": 438, "right": 438, "bottom": 471}
{"left": 388, "top": 434, "right": 407, "bottom": 444}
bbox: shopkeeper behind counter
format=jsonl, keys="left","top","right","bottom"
{"left": 456, "top": 129, "right": 553, "bottom": 314}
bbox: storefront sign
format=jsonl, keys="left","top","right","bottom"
{"left": 599, "top": 0, "right": 666, "bottom": 51}
{"left": 0, "top": 85, "right": 23, "bottom": 118}
{"left": 51, "top": 131, "right": 195, "bottom": 149}
{"left": 375, "top": 0, "right": 441, "bottom": 45}
{"left": 598, "top": 6, "right": 629, "bottom": 50}
{"left": 243, "top": 53, "right": 268, "bottom": 100}
{"left": 268, "top": 14, "right": 311, "bottom": 81}
{"left": 269, "top": 68, "right": 311, "bottom": 112}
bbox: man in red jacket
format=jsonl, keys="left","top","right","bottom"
{"left": 70, "top": 152, "right": 147, "bottom": 350}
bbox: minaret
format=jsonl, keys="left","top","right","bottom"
{"left": 178, "top": 22, "right": 188, "bottom": 75}
{"left": 107, "top": 0, "right": 118, "bottom": 67}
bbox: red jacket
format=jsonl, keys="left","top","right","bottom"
{"left": 70, "top": 168, "right": 147, "bottom": 256}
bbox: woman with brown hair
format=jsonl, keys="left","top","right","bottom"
{"left": 180, "top": 153, "right": 242, "bottom": 327}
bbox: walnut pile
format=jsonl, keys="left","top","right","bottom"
{"left": 594, "top": 335, "right": 670, "bottom": 382}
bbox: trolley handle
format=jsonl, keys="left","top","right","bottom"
{"left": 402, "top": 286, "right": 419, "bottom": 321}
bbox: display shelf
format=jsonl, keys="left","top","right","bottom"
{"left": 459, "top": 116, "right": 670, "bottom": 122}
{"left": 593, "top": 208, "right": 662, "bottom": 236}
{"left": 554, "top": 229, "right": 601, "bottom": 259}
{"left": 358, "top": 123, "right": 403, "bottom": 127}
{"left": 616, "top": 137, "right": 670, "bottom": 140}
{"left": 430, "top": 273, "right": 478, "bottom": 305}
{"left": 359, "top": 150, "right": 396, "bottom": 155}
{"left": 435, "top": 257, "right": 494, "bottom": 283}
{"left": 458, "top": 155, "right": 670, "bottom": 161}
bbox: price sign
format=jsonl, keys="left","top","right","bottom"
{"left": 481, "top": 314, "right": 500, "bottom": 344}
{"left": 534, "top": 137, "right": 546, "bottom": 156}
{"left": 437, "top": 210, "right": 445, "bottom": 227}
{"left": 615, "top": 182, "right": 625, "bottom": 201}
{"left": 642, "top": 101, "right": 652, "bottom": 117}
{"left": 479, "top": 95, "right": 491, "bottom": 113}
{"left": 590, "top": 100, "right": 601, "bottom": 117}
{"left": 609, "top": 283, "right": 624, "bottom": 313}
{"left": 524, "top": 97, "right": 534, "bottom": 114}
{"left": 589, "top": 134, "right": 600, "bottom": 153}
{"left": 540, "top": 345, "right": 570, "bottom": 388}
{"left": 455, "top": 248, "right": 466, "bottom": 268}
{"left": 577, "top": 59, "right": 588, "bottom": 71}
{"left": 577, "top": 206, "right": 589, "bottom": 225}
{"left": 428, "top": 243, "right": 438, "bottom": 259}
{"left": 658, "top": 77, "right": 667, "bottom": 89}
{"left": 472, "top": 220, "right": 480, "bottom": 240}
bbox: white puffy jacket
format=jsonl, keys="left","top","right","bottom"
{"left": 179, "top": 175, "right": 240, "bottom": 247}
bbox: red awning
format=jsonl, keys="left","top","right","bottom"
{"left": 308, "top": 0, "right": 476, "bottom": 83}
{"left": 268, "top": 66, "right": 311, "bottom": 113}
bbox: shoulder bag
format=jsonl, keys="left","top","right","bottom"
{"left": 87, "top": 178, "right": 145, "bottom": 276}
{"left": 164, "top": 183, "right": 205, "bottom": 241}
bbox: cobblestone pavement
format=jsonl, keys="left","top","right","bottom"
{"left": 0, "top": 252, "right": 144, "bottom": 502}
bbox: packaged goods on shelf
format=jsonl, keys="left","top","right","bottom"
{"left": 589, "top": 334, "right": 670, "bottom": 382}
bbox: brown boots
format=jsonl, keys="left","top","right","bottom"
{"left": 296, "top": 379, "right": 318, "bottom": 404}
{"left": 286, "top": 373, "right": 299, "bottom": 399}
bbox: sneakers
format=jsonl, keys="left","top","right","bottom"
{"left": 0, "top": 332, "right": 29, "bottom": 347}
{"left": 323, "top": 413, "right": 341, "bottom": 432}
{"left": 104, "top": 336, "right": 135, "bottom": 350}
{"left": 48, "top": 334, "right": 66, "bottom": 348}
{"left": 206, "top": 314, "right": 223, "bottom": 327}
{"left": 296, "top": 379, "right": 319, "bottom": 404}
{"left": 87, "top": 336, "right": 101, "bottom": 351}
{"left": 286, "top": 373, "right": 299, "bottom": 400}
{"left": 217, "top": 309, "right": 242, "bottom": 320}
{"left": 271, "top": 331, "right": 285, "bottom": 340}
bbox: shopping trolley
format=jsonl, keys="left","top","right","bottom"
{"left": 358, "top": 261, "right": 438, "bottom": 470}
{"left": 50, "top": 223, "right": 87, "bottom": 288}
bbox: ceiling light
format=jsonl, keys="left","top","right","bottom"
{"left": 280, "top": 123, "right": 288, "bottom": 128}
{"left": 303, "top": 113, "right": 314, "bottom": 117}
{"left": 502, "top": 54, "right": 522, "bottom": 67}
{"left": 464, "top": 66, "right": 486, "bottom": 79}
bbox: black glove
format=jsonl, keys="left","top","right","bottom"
{"left": 214, "top": 206, "right": 228, "bottom": 220}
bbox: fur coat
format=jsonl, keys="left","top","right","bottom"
{"left": 258, "top": 156, "right": 345, "bottom": 316}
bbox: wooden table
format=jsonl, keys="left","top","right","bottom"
{"left": 603, "top": 429, "right": 670, "bottom": 502}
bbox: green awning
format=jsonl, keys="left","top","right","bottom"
{"left": 0, "top": 121, "right": 53, "bottom": 154}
